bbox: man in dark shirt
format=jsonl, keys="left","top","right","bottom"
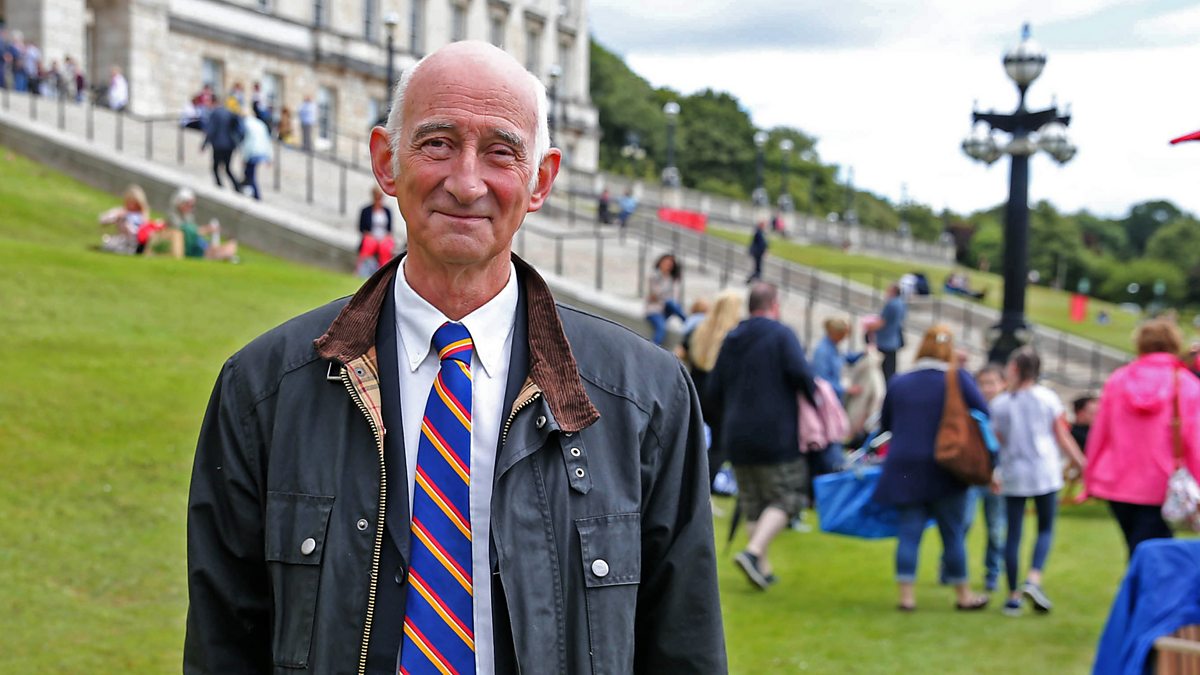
{"left": 705, "top": 282, "right": 816, "bottom": 590}
{"left": 1072, "top": 395, "right": 1097, "bottom": 452}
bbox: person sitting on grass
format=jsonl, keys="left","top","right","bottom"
{"left": 98, "top": 184, "right": 149, "bottom": 255}
{"left": 169, "top": 188, "right": 239, "bottom": 262}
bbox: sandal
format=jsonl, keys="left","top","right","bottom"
{"left": 955, "top": 595, "right": 990, "bottom": 611}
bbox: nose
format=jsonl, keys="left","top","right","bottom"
{"left": 442, "top": 149, "right": 488, "bottom": 205}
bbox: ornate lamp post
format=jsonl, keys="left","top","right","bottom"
{"left": 778, "top": 138, "right": 795, "bottom": 213}
{"left": 752, "top": 130, "right": 769, "bottom": 206}
{"left": 962, "top": 23, "right": 1076, "bottom": 363}
{"left": 547, "top": 64, "right": 562, "bottom": 146}
{"left": 383, "top": 13, "right": 400, "bottom": 116}
{"left": 662, "top": 101, "right": 681, "bottom": 188}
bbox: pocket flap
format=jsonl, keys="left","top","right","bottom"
{"left": 265, "top": 491, "right": 335, "bottom": 565}
{"left": 575, "top": 512, "right": 640, "bottom": 588}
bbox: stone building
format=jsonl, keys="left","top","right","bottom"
{"left": 3, "top": 0, "right": 599, "bottom": 170}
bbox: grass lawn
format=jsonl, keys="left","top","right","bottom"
{"left": 710, "top": 228, "right": 1152, "bottom": 354}
{"left": 1, "top": 145, "right": 1137, "bottom": 673}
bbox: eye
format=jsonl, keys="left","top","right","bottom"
{"left": 486, "top": 144, "right": 519, "bottom": 163}
{"left": 420, "top": 138, "right": 453, "bottom": 158}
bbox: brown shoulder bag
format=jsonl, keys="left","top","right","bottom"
{"left": 934, "top": 365, "right": 992, "bottom": 485}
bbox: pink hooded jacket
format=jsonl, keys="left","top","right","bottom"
{"left": 1085, "top": 353, "right": 1200, "bottom": 505}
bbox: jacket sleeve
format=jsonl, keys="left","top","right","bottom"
{"left": 358, "top": 206, "right": 371, "bottom": 234}
{"left": 635, "top": 362, "right": 728, "bottom": 673}
{"left": 184, "top": 356, "right": 272, "bottom": 674}
{"left": 783, "top": 329, "right": 817, "bottom": 405}
{"left": 960, "top": 370, "right": 988, "bottom": 412}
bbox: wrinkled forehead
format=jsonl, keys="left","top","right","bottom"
{"left": 404, "top": 57, "right": 537, "bottom": 140}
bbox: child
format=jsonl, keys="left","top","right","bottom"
{"left": 990, "top": 348, "right": 1086, "bottom": 616}
{"left": 964, "top": 364, "right": 1007, "bottom": 592}
{"left": 1063, "top": 395, "right": 1098, "bottom": 503}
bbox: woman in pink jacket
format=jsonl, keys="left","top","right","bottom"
{"left": 1085, "top": 319, "right": 1200, "bottom": 558}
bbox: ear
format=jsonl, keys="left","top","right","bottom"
{"left": 369, "top": 126, "right": 398, "bottom": 197}
{"left": 526, "top": 147, "right": 561, "bottom": 213}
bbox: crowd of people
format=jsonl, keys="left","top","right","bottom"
{"left": 642, "top": 251, "right": 1200, "bottom": 619}
{"left": 97, "top": 183, "right": 238, "bottom": 262}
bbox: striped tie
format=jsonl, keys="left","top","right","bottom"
{"left": 400, "top": 322, "right": 476, "bottom": 675}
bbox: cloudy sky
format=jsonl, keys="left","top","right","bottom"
{"left": 588, "top": 0, "right": 1200, "bottom": 218}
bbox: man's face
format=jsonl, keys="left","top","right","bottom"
{"left": 380, "top": 54, "right": 557, "bottom": 269}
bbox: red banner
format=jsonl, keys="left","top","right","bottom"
{"left": 1069, "top": 293, "right": 1088, "bottom": 323}
{"left": 657, "top": 207, "right": 708, "bottom": 232}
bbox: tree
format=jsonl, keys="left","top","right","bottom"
{"left": 1123, "top": 200, "right": 1183, "bottom": 255}
{"left": 1145, "top": 216, "right": 1200, "bottom": 302}
{"left": 1098, "top": 259, "right": 1186, "bottom": 306}
{"left": 1028, "top": 201, "right": 1082, "bottom": 288}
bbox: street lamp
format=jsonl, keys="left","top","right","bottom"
{"left": 383, "top": 12, "right": 400, "bottom": 118}
{"left": 778, "top": 138, "right": 795, "bottom": 212}
{"left": 752, "top": 130, "right": 769, "bottom": 206}
{"left": 662, "top": 100, "right": 681, "bottom": 188}
{"left": 547, "top": 64, "right": 562, "bottom": 147}
{"left": 962, "top": 23, "right": 1076, "bottom": 363}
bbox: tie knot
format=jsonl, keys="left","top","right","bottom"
{"left": 432, "top": 322, "right": 474, "bottom": 365}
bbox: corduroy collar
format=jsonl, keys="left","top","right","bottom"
{"left": 315, "top": 252, "right": 600, "bottom": 433}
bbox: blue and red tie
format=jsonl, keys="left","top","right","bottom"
{"left": 400, "top": 322, "right": 476, "bottom": 675}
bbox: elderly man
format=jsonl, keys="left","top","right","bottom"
{"left": 184, "top": 41, "right": 725, "bottom": 674}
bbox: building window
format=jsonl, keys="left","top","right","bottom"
{"left": 201, "top": 58, "right": 225, "bottom": 98}
{"left": 364, "top": 0, "right": 377, "bottom": 41}
{"left": 313, "top": 0, "right": 326, "bottom": 27}
{"left": 489, "top": 11, "right": 506, "bottom": 47}
{"left": 557, "top": 39, "right": 571, "bottom": 92}
{"left": 558, "top": 0, "right": 570, "bottom": 18}
{"left": 257, "top": 0, "right": 270, "bottom": 11}
{"left": 410, "top": 0, "right": 425, "bottom": 55}
{"left": 525, "top": 22, "right": 541, "bottom": 73}
{"left": 451, "top": 3, "right": 467, "bottom": 42}
{"left": 367, "top": 97, "right": 386, "bottom": 127}
{"left": 317, "top": 86, "right": 336, "bottom": 141}
{"left": 261, "top": 72, "right": 283, "bottom": 119}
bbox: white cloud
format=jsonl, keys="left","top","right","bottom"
{"left": 1133, "top": 4, "right": 1200, "bottom": 42}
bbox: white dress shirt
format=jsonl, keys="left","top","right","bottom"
{"left": 393, "top": 260, "right": 518, "bottom": 675}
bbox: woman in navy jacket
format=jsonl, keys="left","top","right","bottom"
{"left": 874, "top": 324, "right": 990, "bottom": 612}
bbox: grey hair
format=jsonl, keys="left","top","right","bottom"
{"left": 384, "top": 46, "right": 551, "bottom": 191}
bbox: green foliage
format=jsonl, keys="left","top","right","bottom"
{"left": 1028, "top": 200, "right": 1083, "bottom": 286}
{"left": 1123, "top": 199, "right": 1183, "bottom": 255}
{"left": 967, "top": 215, "right": 1003, "bottom": 270}
{"left": 1076, "top": 210, "right": 1129, "bottom": 257}
{"left": 1146, "top": 216, "right": 1200, "bottom": 302}
{"left": 1097, "top": 258, "right": 1186, "bottom": 305}
{"left": 676, "top": 89, "right": 757, "bottom": 194}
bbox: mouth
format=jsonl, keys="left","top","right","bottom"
{"left": 433, "top": 211, "right": 490, "bottom": 225}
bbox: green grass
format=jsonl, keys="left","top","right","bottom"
{"left": 0, "top": 145, "right": 1135, "bottom": 672}
{"left": 711, "top": 228, "right": 1149, "bottom": 354}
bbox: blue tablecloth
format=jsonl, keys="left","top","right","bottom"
{"left": 1094, "top": 539, "right": 1200, "bottom": 675}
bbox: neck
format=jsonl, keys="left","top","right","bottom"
{"left": 403, "top": 250, "right": 511, "bottom": 321}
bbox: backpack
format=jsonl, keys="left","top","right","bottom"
{"left": 798, "top": 377, "right": 850, "bottom": 452}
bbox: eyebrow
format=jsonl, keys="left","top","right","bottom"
{"left": 409, "top": 121, "right": 527, "bottom": 155}
{"left": 411, "top": 121, "right": 455, "bottom": 142}
{"left": 491, "top": 128, "right": 526, "bottom": 154}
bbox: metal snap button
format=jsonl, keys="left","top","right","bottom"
{"left": 563, "top": 432, "right": 574, "bottom": 437}
{"left": 300, "top": 537, "right": 317, "bottom": 556}
{"left": 575, "top": 467, "right": 585, "bottom": 478}
{"left": 395, "top": 566, "right": 406, "bottom": 585}
{"left": 591, "top": 559, "right": 610, "bottom": 578}
{"left": 570, "top": 447, "right": 581, "bottom": 457}
{"left": 536, "top": 416, "right": 547, "bottom": 429}
{"left": 354, "top": 368, "right": 364, "bottom": 377}
{"left": 357, "top": 518, "right": 369, "bottom": 531}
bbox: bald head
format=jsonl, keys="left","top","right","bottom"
{"left": 385, "top": 41, "right": 550, "bottom": 187}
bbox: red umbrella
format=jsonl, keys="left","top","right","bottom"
{"left": 1170, "top": 129, "right": 1200, "bottom": 144}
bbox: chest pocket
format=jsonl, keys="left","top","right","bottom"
{"left": 575, "top": 513, "right": 640, "bottom": 674}
{"left": 265, "top": 491, "right": 334, "bottom": 669}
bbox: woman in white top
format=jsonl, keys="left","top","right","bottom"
{"left": 990, "top": 347, "right": 1086, "bottom": 617}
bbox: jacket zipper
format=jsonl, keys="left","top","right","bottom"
{"left": 341, "top": 366, "right": 387, "bottom": 675}
{"left": 500, "top": 388, "right": 542, "bottom": 447}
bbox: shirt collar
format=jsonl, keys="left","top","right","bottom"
{"left": 393, "top": 259, "right": 519, "bottom": 378}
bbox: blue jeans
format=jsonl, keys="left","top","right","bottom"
{"left": 895, "top": 490, "right": 969, "bottom": 584}
{"left": 646, "top": 299, "right": 686, "bottom": 345}
{"left": 964, "top": 486, "right": 1007, "bottom": 587}
{"left": 1004, "top": 492, "right": 1057, "bottom": 592}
